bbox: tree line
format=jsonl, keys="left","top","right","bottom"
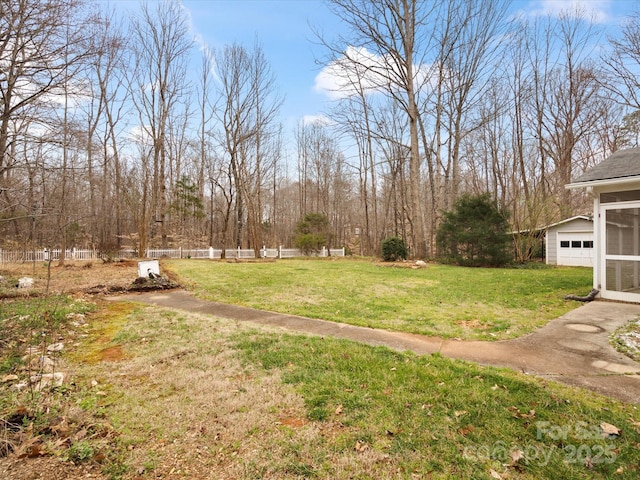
{"left": 1, "top": 0, "right": 640, "bottom": 262}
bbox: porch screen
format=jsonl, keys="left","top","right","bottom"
{"left": 606, "top": 207, "right": 640, "bottom": 293}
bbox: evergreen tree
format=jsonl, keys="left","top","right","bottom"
{"left": 436, "top": 194, "right": 511, "bottom": 267}
{"left": 293, "top": 213, "right": 332, "bottom": 255}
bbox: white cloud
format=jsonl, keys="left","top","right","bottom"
{"left": 128, "top": 125, "right": 154, "bottom": 147}
{"left": 313, "top": 46, "right": 390, "bottom": 100}
{"left": 525, "top": 0, "right": 612, "bottom": 23}
{"left": 314, "top": 46, "right": 435, "bottom": 101}
{"left": 302, "top": 114, "right": 332, "bottom": 126}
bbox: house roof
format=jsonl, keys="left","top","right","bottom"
{"left": 568, "top": 147, "right": 640, "bottom": 187}
{"left": 543, "top": 215, "right": 593, "bottom": 230}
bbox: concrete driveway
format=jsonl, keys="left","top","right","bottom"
{"left": 108, "top": 291, "right": 640, "bottom": 404}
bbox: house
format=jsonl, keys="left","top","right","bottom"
{"left": 544, "top": 215, "right": 594, "bottom": 267}
{"left": 566, "top": 147, "right": 640, "bottom": 302}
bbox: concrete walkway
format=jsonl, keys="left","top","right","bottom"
{"left": 108, "top": 290, "right": 640, "bottom": 404}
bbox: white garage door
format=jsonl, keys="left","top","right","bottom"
{"left": 557, "top": 232, "right": 594, "bottom": 267}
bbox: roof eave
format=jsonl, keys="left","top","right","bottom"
{"left": 566, "top": 176, "right": 640, "bottom": 190}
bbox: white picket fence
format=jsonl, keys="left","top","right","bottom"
{"left": 0, "top": 246, "right": 345, "bottom": 264}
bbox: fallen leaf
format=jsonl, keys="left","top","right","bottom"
{"left": 489, "top": 468, "right": 502, "bottom": 479}
{"left": 600, "top": 422, "right": 621, "bottom": 438}
{"left": 334, "top": 405, "right": 343, "bottom": 415}
{"left": 510, "top": 448, "right": 524, "bottom": 464}
{"left": 454, "top": 410, "right": 468, "bottom": 418}
{"left": 354, "top": 441, "right": 369, "bottom": 452}
{"left": 16, "top": 436, "right": 44, "bottom": 459}
{"left": 459, "top": 425, "right": 475, "bottom": 436}
{"left": 507, "top": 406, "right": 535, "bottom": 419}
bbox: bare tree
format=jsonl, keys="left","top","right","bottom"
{"left": 0, "top": 0, "right": 89, "bottom": 246}
{"left": 526, "top": 10, "right": 607, "bottom": 217}
{"left": 214, "top": 41, "right": 282, "bottom": 254}
{"left": 81, "top": 7, "right": 130, "bottom": 252}
{"left": 128, "top": 0, "right": 193, "bottom": 252}
{"left": 603, "top": 12, "right": 640, "bottom": 111}
{"left": 329, "top": 64, "right": 380, "bottom": 255}
{"left": 322, "top": 0, "right": 438, "bottom": 257}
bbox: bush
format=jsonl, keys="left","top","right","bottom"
{"left": 436, "top": 193, "right": 511, "bottom": 267}
{"left": 381, "top": 236, "right": 408, "bottom": 261}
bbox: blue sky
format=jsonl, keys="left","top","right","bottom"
{"left": 105, "top": 0, "right": 640, "bottom": 154}
{"left": 182, "top": 0, "right": 339, "bottom": 127}
{"left": 180, "top": 0, "right": 639, "bottom": 131}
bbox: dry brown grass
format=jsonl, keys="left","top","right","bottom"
{"left": 65, "top": 302, "right": 401, "bottom": 479}
{"left": 83, "top": 306, "right": 318, "bottom": 478}
{"left": 0, "top": 260, "right": 140, "bottom": 296}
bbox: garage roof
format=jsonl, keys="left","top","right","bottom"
{"left": 544, "top": 215, "right": 593, "bottom": 230}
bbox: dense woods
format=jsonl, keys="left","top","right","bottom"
{"left": 1, "top": 0, "right": 639, "bottom": 261}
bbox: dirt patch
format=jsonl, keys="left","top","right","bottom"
{"left": 0, "top": 259, "right": 179, "bottom": 297}
{"left": 99, "top": 345, "right": 125, "bottom": 362}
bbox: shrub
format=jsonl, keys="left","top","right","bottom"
{"left": 381, "top": 236, "right": 408, "bottom": 261}
{"left": 436, "top": 193, "right": 511, "bottom": 267}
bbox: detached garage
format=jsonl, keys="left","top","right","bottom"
{"left": 545, "top": 216, "right": 594, "bottom": 267}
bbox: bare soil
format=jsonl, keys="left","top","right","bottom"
{"left": 0, "top": 259, "right": 178, "bottom": 298}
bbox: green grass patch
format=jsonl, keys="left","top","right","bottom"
{"left": 167, "top": 259, "right": 592, "bottom": 340}
{"left": 0, "top": 295, "right": 94, "bottom": 374}
{"left": 233, "top": 330, "right": 640, "bottom": 479}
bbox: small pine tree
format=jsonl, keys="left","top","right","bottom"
{"left": 381, "top": 236, "right": 408, "bottom": 261}
{"left": 436, "top": 193, "right": 511, "bottom": 267}
{"left": 293, "top": 213, "right": 332, "bottom": 255}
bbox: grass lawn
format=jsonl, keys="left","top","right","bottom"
{"left": 3, "top": 260, "right": 637, "bottom": 479}
{"left": 167, "top": 258, "right": 593, "bottom": 340}
{"left": 3, "top": 298, "right": 639, "bottom": 479}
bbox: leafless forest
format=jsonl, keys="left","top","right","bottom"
{"left": 2, "top": 0, "right": 639, "bottom": 261}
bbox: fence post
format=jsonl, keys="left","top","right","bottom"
{"left": 209, "top": 247, "right": 214, "bottom": 259}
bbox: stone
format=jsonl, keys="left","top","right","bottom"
{"left": 30, "top": 372, "right": 65, "bottom": 390}
{"left": 17, "top": 277, "right": 34, "bottom": 288}
{"left": 415, "top": 260, "right": 428, "bottom": 268}
{"left": 47, "top": 342, "right": 64, "bottom": 353}
{"left": 29, "top": 355, "right": 56, "bottom": 372}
